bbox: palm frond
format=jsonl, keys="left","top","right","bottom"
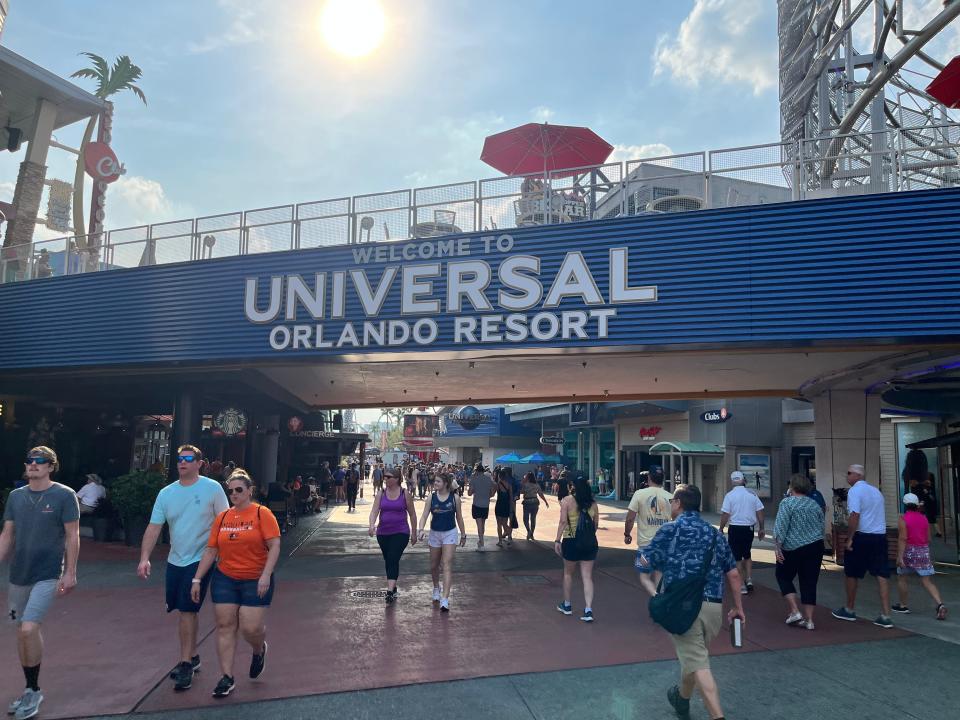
{"left": 126, "top": 83, "right": 148, "bottom": 106}
{"left": 70, "top": 69, "right": 101, "bottom": 81}
{"left": 79, "top": 52, "right": 110, "bottom": 79}
{"left": 105, "top": 56, "right": 144, "bottom": 97}
{"left": 71, "top": 52, "right": 110, "bottom": 96}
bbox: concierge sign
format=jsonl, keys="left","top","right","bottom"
{"left": 243, "top": 234, "right": 657, "bottom": 352}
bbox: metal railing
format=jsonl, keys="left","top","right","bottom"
{"left": 3, "top": 122, "right": 959, "bottom": 284}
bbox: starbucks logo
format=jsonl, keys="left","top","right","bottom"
{"left": 215, "top": 408, "right": 247, "bottom": 436}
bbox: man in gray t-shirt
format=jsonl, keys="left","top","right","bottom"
{"left": 467, "top": 465, "right": 496, "bottom": 551}
{"left": 0, "top": 446, "right": 80, "bottom": 720}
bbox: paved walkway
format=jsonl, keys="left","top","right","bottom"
{"left": 2, "top": 487, "right": 958, "bottom": 719}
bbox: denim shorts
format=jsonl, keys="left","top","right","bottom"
{"left": 210, "top": 567, "right": 275, "bottom": 607}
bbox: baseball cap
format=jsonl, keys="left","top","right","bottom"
{"left": 902, "top": 493, "right": 920, "bottom": 506}
{"left": 730, "top": 471, "right": 745, "bottom": 483}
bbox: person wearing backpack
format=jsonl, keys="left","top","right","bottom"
{"left": 638, "top": 484, "right": 744, "bottom": 720}
{"left": 554, "top": 475, "right": 599, "bottom": 622}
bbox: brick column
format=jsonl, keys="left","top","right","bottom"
{"left": 2, "top": 159, "right": 47, "bottom": 252}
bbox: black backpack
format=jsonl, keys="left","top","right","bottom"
{"left": 572, "top": 505, "right": 598, "bottom": 556}
{"left": 648, "top": 530, "right": 716, "bottom": 635}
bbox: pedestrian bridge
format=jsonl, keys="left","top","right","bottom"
{"left": 1, "top": 183, "right": 958, "bottom": 411}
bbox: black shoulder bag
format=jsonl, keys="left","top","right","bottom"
{"left": 648, "top": 530, "right": 716, "bottom": 635}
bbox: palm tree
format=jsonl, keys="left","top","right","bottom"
{"left": 70, "top": 53, "right": 146, "bottom": 249}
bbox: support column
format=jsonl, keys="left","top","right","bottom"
{"left": 813, "top": 389, "right": 881, "bottom": 508}
{"left": 3, "top": 99, "right": 59, "bottom": 251}
{"left": 258, "top": 415, "right": 280, "bottom": 496}
{"left": 169, "top": 390, "right": 202, "bottom": 479}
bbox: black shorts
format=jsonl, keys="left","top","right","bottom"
{"left": 494, "top": 496, "right": 511, "bottom": 519}
{"left": 166, "top": 561, "right": 210, "bottom": 614}
{"left": 561, "top": 538, "right": 598, "bottom": 563}
{"left": 727, "top": 525, "right": 755, "bottom": 561}
{"left": 471, "top": 504, "right": 489, "bottom": 520}
{"left": 210, "top": 567, "right": 275, "bottom": 607}
{"left": 844, "top": 532, "right": 890, "bottom": 579}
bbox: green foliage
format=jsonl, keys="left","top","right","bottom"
{"left": 110, "top": 470, "right": 166, "bottom": 521}
{"left": 71, "top": 52, "right": 147, "bottom": 104}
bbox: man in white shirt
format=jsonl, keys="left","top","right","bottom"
{"left": 831, "top": 464, "right": 893, "bottom": 628}
{"left": 624, "top": 469, "right": 673, "bottom": 586}
{"left": 719, "top": 471, "right": 764, "bottom": 594}
{"left": 76, "top": 474, "right": 106, "bottom": 514}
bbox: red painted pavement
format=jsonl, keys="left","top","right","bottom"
{"left": 0, "top": 558, "right": 910, "bottom": 718}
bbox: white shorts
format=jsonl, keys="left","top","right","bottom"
{"left": 8, "top": 580, "right": 58, "bottom": 624}
{"left": 428, "top": 529, "right": 459, "bottom": 548}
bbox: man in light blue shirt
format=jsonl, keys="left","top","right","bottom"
{"left": 138, "top": 444, "right": 228, "bottom": 691}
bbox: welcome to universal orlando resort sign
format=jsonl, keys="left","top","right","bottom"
{"left": 243, "top": 234, "right": 658, "bottom": 352}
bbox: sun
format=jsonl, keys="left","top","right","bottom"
{"left": 320, "top": 0, "right": 386, "bottom": 59}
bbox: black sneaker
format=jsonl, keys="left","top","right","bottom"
{"left": 667, "top": 685, "right": 690, "bottom": 719}
{"left": 249, "top": 641, "right": 268, "bottom": 679}
{"left": 172, "top": 662, "right": 194, "bottom": 691}
{"left": 169, "top": 655, "right": 200, "bottom": 680}
{"left": 385, "top": 589, "right": 396, "bottom": 604}
{"left": 212, "top": 675, "right": 235, "bottom": 698}
{"left": 892, "top": 604, "right": 911, "bottom": 614}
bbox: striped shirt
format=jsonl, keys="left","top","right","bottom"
{"left": 774, "top": 496, "right": 824, "bottom": 551}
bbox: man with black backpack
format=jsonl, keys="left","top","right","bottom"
{"left": 638, "top": 485, "right": 744, "bottom": 720}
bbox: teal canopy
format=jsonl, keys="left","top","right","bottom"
{"left": 519, "top": 452, "right": 550, "bottom": 463}
{"left": 495, "top": 452, "right": 523, "bottom": 463}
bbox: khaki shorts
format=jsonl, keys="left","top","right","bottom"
{"left": 670, "top": 602, "right": 723, "bottom": 675}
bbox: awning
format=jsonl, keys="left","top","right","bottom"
{"left": 649, "top": 441, "right": 724, "bottom": 455}
{"left": 0, "top": 46, "right": 105, "bottom": 145}
{"left": 907, "top": 430, "right": 960, "bottom": 449}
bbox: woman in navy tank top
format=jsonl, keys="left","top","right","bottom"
{"left": 417, "top": 473, "right": 467, "bottom": 612}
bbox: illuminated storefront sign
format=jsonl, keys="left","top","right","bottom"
{"left": 700, "top": 408, "right": 731, "bottom": 423}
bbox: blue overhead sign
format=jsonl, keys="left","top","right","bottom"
{"left": 1, "top": 188, "right": 960, "bottom": 370}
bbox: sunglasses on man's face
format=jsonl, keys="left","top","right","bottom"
{"left": 25, "top": 457, "right": 51, "bottom": 465}
{"left": 177, "top": 455, "right": 197, "bottom": 463}
{"left": 228, "top": 486, "right": 246, "bottom": 495}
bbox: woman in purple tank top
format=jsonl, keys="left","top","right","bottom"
{"left": 368, "top": 467, "right": 417, "bottom": 603}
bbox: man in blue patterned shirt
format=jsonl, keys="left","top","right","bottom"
{"left": 639, "top": 485, "right": 745, "bottom": 720}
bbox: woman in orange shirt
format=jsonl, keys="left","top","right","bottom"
{"left": 191, "top": 469, "right": 281, "bottom": 698}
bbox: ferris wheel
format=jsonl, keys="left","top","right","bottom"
{"left": 778, "top": 1, "right": 960, "bottom": 192}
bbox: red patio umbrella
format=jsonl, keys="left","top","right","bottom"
{"left": 480, "top": 122, "right": 614, "bottom": 177}
{"left": 926, "top": 55, "right": 960, "bottom": 108}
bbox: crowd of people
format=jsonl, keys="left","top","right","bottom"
{"left": 0, "top": 446, "right": 950, "bottom": 720}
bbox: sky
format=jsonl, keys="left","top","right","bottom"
{"left": 0, "top": 0, "right": 793, "bottom": 234}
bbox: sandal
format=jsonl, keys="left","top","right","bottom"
{"left": 937, "top": 604, "right": 948, "bottom": 621}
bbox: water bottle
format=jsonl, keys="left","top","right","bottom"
{"left": 730, "top": 617, "right": 743, "bottom": 648}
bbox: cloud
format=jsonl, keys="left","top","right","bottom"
{"left": 188, "top": 0, "right": 261, "bottom": 54}
{"left": 610, "top": 143, "right": 675, "bottom": 163}
{"left": 653, "top": 0, "right": 777, "bottom": 96}
{"left": 104, "top": 175, "right": 186, "bottom": 229}
{"left": 531, "top": 106, "right": 555, "bottom": 122}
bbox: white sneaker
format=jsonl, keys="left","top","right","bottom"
{"left": 431, "top": 587, "right": 441, "bottom": 603}
{"left": 802, "top": 620, "right": 815, "bottom": 630}
{"left": 8, "top": 691, "right": 27, "bottom": 715}
{"left": 740, "top": 585, "right": 748, "bottom": 595}
{"left": 13, "top": 689, "right": 42, "bottom": 720}
{"left": 440, "top": 598, "right": 450, "bottom": 613}
{"left": 785, "top": 611, "right": 804, "bottom": 625}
